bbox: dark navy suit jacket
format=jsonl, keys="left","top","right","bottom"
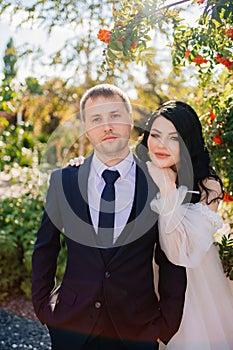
{"left": 32, "top": 154, "right": 186, "bottom": 346}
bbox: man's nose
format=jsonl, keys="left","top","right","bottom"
{"left": 102, "top": 117, "right": 113, "bottom": 132}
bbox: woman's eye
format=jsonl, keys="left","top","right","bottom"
{"left": 112, "top": 114, "right": 120, "bottom": 118}
{"left": 150, "top": 133, "right": 160, "bottom": 138}
{"left": 171, "top": 136, "right": 179, "bottom": 141}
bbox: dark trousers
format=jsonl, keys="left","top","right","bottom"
{"left": 48, "top": 326, "right": 159, "bottom": 350}
{"left": 82, "top": 334, "right": 159, "bottom": 350}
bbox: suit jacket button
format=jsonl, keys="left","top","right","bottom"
{"left": 95, "top": 301, "right": 102, "bottom": 309}
{"left": 105, "top": 271, "right": 111, "bottom": 279}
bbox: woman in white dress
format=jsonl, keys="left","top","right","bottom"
{"left": 136, "top": 101, "right": 233, "bottom": 349}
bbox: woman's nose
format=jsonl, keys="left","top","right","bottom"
{"left": 157, "top": 137, "right": 166, "bottom": 147}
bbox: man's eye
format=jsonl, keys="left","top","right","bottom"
{"left": 92, "top": 117, "right": 101, "bottom": 123}
{"left": 112, "top": 114, "right": 120, "bottom": 118}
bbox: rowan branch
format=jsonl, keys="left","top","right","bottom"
{"left": 160, "top": 0, "right": 192, "bottom": 10}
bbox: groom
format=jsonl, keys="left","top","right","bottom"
{"left": 32, "top": 84, "right": 186, "bottom": 350}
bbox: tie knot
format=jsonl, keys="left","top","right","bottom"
{"left": 102, "top": 169, "right": 120, "bottom": 185}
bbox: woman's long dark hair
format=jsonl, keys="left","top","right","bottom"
{"left": 136, "top": 101, "right": 224, "bottom": 204}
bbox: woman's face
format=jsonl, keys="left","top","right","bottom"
{"left": 147, "top": 116, "right": 180, "bottom": 169}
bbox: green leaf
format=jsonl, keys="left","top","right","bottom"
{"left": 109, "top": 40, "right": 124, "bottom": 51}
{"left": 107, "top": 49, "right": 119, "bottom": 60}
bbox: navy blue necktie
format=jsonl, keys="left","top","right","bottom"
{"left": 98, "top": 169, "right": 120, "bottom": 248}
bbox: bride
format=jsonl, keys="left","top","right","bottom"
{"left": 136, "top": 101, "right": 233, "bottom": 349}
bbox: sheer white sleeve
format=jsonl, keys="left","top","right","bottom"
{"left": 150, "top": 186, "right": 223, "bottom": 268}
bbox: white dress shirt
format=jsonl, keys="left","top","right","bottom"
{"left": 88, "top": 152, "right": 136, "bottom": 243}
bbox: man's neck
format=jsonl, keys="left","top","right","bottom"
{"left": 95, "top": 149, "right": 130, "bottom": 167}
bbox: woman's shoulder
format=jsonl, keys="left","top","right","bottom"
{"left": 200, "top": 177, "right": 223, "bottom": 211}
{"left": 202, "top": 177, "right": 222, "bottom": 194}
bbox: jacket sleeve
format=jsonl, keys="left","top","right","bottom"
{"left": 32, "top": 170, "right": 63, "bottom": 323}
{"left": 154, "top": 236, "right": 187, "bottom": 344}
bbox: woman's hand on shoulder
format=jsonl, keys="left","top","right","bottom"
{"left": 200, "top": 178, "right": 223, "bottom": 212}
{"left": 67, "top": 156, "right": 85, "bottom": 167}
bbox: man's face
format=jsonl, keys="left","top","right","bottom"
{"left": 84, "top": 95, "right": 133, "bottom": 164}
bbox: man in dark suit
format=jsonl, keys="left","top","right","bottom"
{"left": 32, "top": 84, "right": 186, "bottom": 350}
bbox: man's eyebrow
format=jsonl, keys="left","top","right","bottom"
{"left": 89, "top": 109, "right": 121, "bottom": 117}
{"left": 151, "top": 128, "right": 178, "bottom": 135}
{"left": 89, "top": 113, "right": 101, "bottom": 118}
{"left": 110, "top": 110, "right": 121, "bottom": 113}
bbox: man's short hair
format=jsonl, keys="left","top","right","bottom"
{"left": 80, "top": 84, "right": 132, "bottom": 121}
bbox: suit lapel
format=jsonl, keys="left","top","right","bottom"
{"left": 61, "top": 154, "right": 94, "bottom": 223}
{"left": 76, "top": 154, "right": 93, "bottom": 223}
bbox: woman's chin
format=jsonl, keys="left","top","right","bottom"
{"left": 155, "top": 161, "right": 174, "bottom": 169}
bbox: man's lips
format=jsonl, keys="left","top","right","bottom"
{"left": 102, "top": 135, "right": 118, "bottom": 142}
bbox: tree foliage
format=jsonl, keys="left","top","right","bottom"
{"left": 97, "top": 0, "right": 233, "bottom": 194}
{"left": 100, "top": 0, "right": 232, "bottom": 71}
{"left": 3, "top": 37, "right": 17, "bottom": 81}
{"left": 0, "top": 0, "right": 119, "bottom": 84}
{"left": 21, "top": 78, "right": 82, "bottom": 133}
{"left": 0, "top": 37, "right": 18, "bottom": 112}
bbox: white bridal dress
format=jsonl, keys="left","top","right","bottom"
{"left": 151, "top": 186, "right": 233, "bottom": 350}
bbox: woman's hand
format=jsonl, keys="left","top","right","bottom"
{"left": 146, "top": 161, "right": 177, "bottom": 196}
{"left": 67, "top": 156, "right": 85, "bottom": 167}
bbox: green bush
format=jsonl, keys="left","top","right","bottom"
{"left": 215, "top": 234, "right": 233, "bottom": 280}
{"left": 0, "top": 193, "right": 43, "bottom": 300}
{"left": 0, "top": 230, "right": 24, "bottom": 301}
{"left": 0, "top": 162, "right": 67, "bottom": 301}
{"left": 0, "top": 189, "right": 67, "bottom": 301}
{"left": 0, "top": 122, "right": 35, "bottom": 171}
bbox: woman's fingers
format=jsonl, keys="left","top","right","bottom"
{"left": 67, "top": 156, "right": 85, "bottom": 167}
{"left": 74, "top": 156, "right": 85, "bottom": 165}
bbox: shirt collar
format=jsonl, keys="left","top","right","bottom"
{"left": 92, "top": 151, "right": 134, "bottom": 180}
